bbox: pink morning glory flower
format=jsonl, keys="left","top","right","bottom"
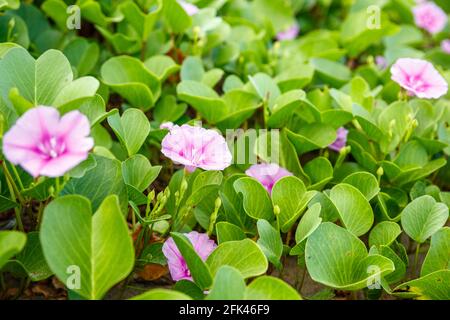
{"left": 162, "top": 231, "right": 217, "bottom": 282}
{"left": 245, "top": 163, "right": 293, "bottom": 194}
{"left": 390, "top": 58, "right": 448, "bottom": 99}
{"left": 276, "top": 23, "right": 300, "bottom": 41}
{"left": 328, "top": 127, "right": 349, "bottom": 152}
{"left": 161, "top": 124, "right": 232, "bottom": 172}
{"left": 2, "top": 106, "right": 93, "bottom": 178}
{"left": 441, "top": 39, "right": 450, "bottom": 54}
{"left": 177, "top": 0, "right": 199, "bottom": 16}
{"left": 413, "top": 2, "right": 448, "bottom": 34}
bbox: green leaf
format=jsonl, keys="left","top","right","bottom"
{"left": 215, "top": 222, "right": 246, "bottom": 244}
{"left": 0, "top": 47, "right": 99, "bottom": 113}
{"left": 130, "top": 289, "right": 192, "bottom": 300}
{"left": 393, "top": 270, "right": 450, "bottom": 300}
{"left": 170, "top": 232, "right": 213, "bottom": 290}
{"left": 330, "top": 183, "right": 374, "bottom": 237}
{"left": 311, "top": 58, "right": 351, "bottom": 87}
{"left": 119, "top": 0, "right": 162, "bottom": 41}
{"left": 303, "top": 157, "right": 333, "bottom": 190}
{"left": 257, "top": 220, "right": 283, "bottom": 269}
{"left": 206, "top": 239, "right": 268, "bottom": 279}
{"left": 144, "top": 55, "right": 179, "bottom": 82}
{"left": 305, "top": 222, "right": 394, "bottom": 291}
{"left": 63, "top": 38, "right": 100, "bottom": 76}
{"left": 40, "top": 195, "right": 134, "bottom": 300}
{"left": 14, "top": 232, "right": 52, "bottom": 281}
{"left": 0, "top": 194, "right": 17, "bottom": 212}
{"left": 61, "top": 155, "right": 128, "bottom": 214}
{"left": 421, "top": 227, "right": 449, "bottom": 277}
{"left": 163, "top": 0, "right": 192, "bottom": 33}
{"left": 180, "top": 56, "right": 204, "bottom": 82}
{"left": 233, "top": 177, "right": 274, "bottom": 221}
{"left": 286, "top": 124, "right": 337, "bottom": 155}
{"left": 0, "top": 231, "right": 26, "bottom": 269}
{"left": 248, "top": 73, "right": 280, "bottom": 110}
{"left": 122, "top": 154, "right": 161, "bottom": 192}
{"left": 101, "top": 56, "right": 160, "bottom": 110}
{"left": 245, "top": 276, "right": 302, "bottom": 300}
{"left": 369, "top": 221, "right": 402, "bottom": 247}
{"left": 295, "top": 203, "right": 322, "bottom": 244}
{"left": 271, "top": 176, "right": 312, "bottom": 232}
{"left": 177, "top": 80, "right": 227, "bottom": 123}
{"left": 342, "top": 172, "right": 380, "bottom": 201}
{"left": 401, "top": 195, "right": 449, "bottom": 243}
{"left": 206, "top": 266, "right": 246, "bottom": 300}
{"left": 108, "top": 109, "right": 150, "bottom": 156}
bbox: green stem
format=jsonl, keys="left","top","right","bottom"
{"left": 2, "top": 162, "right": 25, "bottom": 204}
{"left": 10, "top": 164, "right": 24, "bottom": 191}
{"left": 2, "top": 163, "right": 24, "bottom": 231}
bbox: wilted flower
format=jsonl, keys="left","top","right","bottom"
{"left": 245, "top": 163, "right": 293, "bottom": 194}
{"left": 390, "top": 58, "right": 448, "bottom": 99}
{"left": 160, "top": 121, "right": 174, "bottom": 130}
{"left": 178, "top": 0, "right": 199, "bottom": 16}
{"left": 413, "top": 2, "right": 447, "bottom": 34}
{"left": 441, "top": 39, "right": 450, "bottom": 54}
{"left": 329, "top": 127, "right": 349, "bottom": 152}
{"left": 162, "top": 231, "right": 217, "bottom": 282}
{"left": 276, "top": 23, "right": 300, "bottom": 41}
{"left": 2, "top": 106, "right": 93, "bottom": 178}
{"left": 161, "top": 124, "right": 232, "bottom": 172}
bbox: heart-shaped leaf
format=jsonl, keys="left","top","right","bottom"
{"left": 206, "top": 239, "right": 268, "bottom": 279}
{"left": 401, "top": 195, "right": 449, "bottom": 243}
{"left": 40, "top": 195, "right": 134, "bottom": 300}
{"left": 305, "top": 222, "right": 394, "bottom": 290}
{"left": 330, "top": 183, "right": 374, "bottom": 236}
{"left": 271, "top": 176, "right": 313, "bottom": 232}
{"left": 233, "top": 177, "right": 274, "bottom": 221}
{"left": 0, "top": 47, "right": 99, "bottom": 114}
{"left": 122, "top": 154, "right": 161, "bottom": 192}
{"left": 108, "top": 109, "right": 150, "bottom": 156}
{"left": 101, "top": 56, "right": 160, "bottom": 110}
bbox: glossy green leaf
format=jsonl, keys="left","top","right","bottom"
{"left": 40, "top": 195, "right": 134, "bottom": 300}
{"left": 206, "top": 239, "right": 268, "bottom": 279}
{"left": 401, "top": 195, "right": 449, "bottom": 243}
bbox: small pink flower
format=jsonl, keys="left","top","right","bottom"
{"left": 375, "top": 56, "right": 388, "bottom": 70}
{"left": 2, "top": 106, "right": 93, "bottom": 178}
{"left": 245, "top": 163, "right": 293, "bottom": 194}
{"left": 177, "top": 0, "right": 199, "bottom": 16}
{"left": 329, "top": 127, "right": 349, "bottom": 152}
{"left": 160, "top": 121, "right": 174, "bottom": 130}
{"left": 162, "top": 231, "right": 217, "bottom": 282}
{"left": 161, "top": 124, "right": 232, "bottom": 172}
{"left": 413, "top": 2, "right": 447, "bottom": 34}
{"left": 276, "top": 23, "right": 300, "bottom": 41}
{"left": 441, "top": 39, "right": 450, "bottom": 54}
{"left": 390, "top": 58, "right": 448, "bottom": 99}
